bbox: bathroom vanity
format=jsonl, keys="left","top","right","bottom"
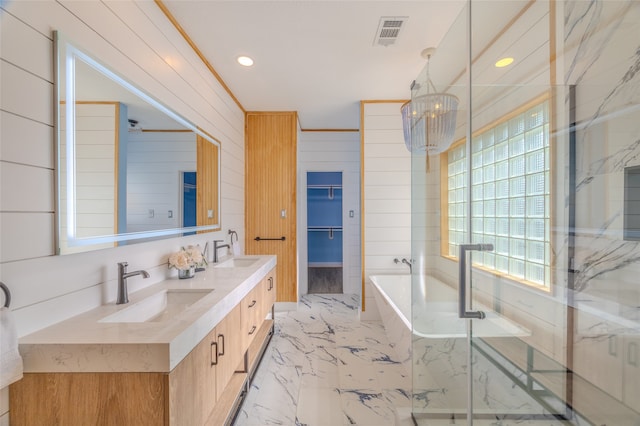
{"left": 9, "top": 255, "right": 277, "bottom": 425}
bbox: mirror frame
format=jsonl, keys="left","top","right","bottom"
{"left": 54, "top": 31, "right": 221, "bottom": 254}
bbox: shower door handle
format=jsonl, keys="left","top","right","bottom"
{"left": 458, "top": 244, "right": 493, "bottom": 319}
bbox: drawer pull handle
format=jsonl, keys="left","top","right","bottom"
{"left": 248, "top": 300, "right": 257, "bottom": 308}
{"left": 218, "top": 334, "right": 225, "bottom": 356}
{"left": 629, "top": 342, "right": 638, "bottom": 366}
{"left": 608, "top": 335, "right": 617, "bottom": 357}
{"left": 211, "top": 342, "right": 218, "bottom": 366}
{"left": 248, "top": 325, "right": 257, "bottom": 335}
{"left": 268, "top": 277, "right": 273, "bottom": 290}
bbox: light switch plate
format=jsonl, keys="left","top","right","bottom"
{"left": 208, "top": 209, "right": 214, "bottom": 218}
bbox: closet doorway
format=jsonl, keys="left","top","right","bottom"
{"left": 181, "top": 171, "right": 197, "bottom": 236}
{"left": 307, "top": 172, "right": 343, "bottom": 294}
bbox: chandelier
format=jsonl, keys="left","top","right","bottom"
{"left": 401, "top": 48, "right": 459, "bottom": 155}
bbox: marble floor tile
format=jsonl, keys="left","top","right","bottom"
{"left": 235, "top": 294, "right": 564, "bottom": 426}
{"left": 235, "top": 360, "right": 302, "bottom": 426}
{"left": 300, "top": 346, "right": 340, "bottom": 388}
{"left": 376, "top": 363, "right": 411, "bottom": 390}
{"left": 337, "top": 360, "right": 380, "bottom": 389}
{"left": 338, "top": 388, "right": 397, "bottom": 425}
{"left": 296, "top": 387, "right": 345, "bottom": 426}
{"left": 235, "top": 294, "right": 409, "bottom": 425}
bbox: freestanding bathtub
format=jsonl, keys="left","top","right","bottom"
{"left": 369, "top": 274, "right": 534, "bottom": 417}
{"left": 369, "top": 275, "right": 529, "bottom": 380}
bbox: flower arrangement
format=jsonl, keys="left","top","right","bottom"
{"left": 168, "top": 246, "right": 205, "bottom": 271}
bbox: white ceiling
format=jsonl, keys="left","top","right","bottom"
{"left": 162, "top": 0, "right": 466, "bottom": 129}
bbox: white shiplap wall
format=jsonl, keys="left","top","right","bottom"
{"left": 126, "top": 131, "right": 197, "bottom": 232}
{"left": 361, "top": 102, "right": 412, "bottom": 319}
{"left": 0, "top": 1, "right": 245, "bottom": 421}
{"left": 297, "top": 131, "right": 361, "bottom": 297}
{"left": 59, "top": 103, "right": 119, "bottom": 253}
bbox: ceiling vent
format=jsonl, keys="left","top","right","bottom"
{"left": 373, "top": 16, "right": 408, "bottom": 47}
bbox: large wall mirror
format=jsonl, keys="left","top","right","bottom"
{"left": 55, "top": 31, "right": 221, "bottom": 254}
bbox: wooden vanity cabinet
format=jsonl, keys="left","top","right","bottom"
{"left": 9, "top": 372, "right": 167, "bottom": 425}
{"left": 10, "top": 270, "right": 275, "bottom": 426}
{"left": 241, "top": 269, "right": 276, "bottom": 349}
{"left": 169, "top": 327, "right": 218, "bottom": 425}
{"left": 168, "top": 304, "right": 243, "bottom": 425}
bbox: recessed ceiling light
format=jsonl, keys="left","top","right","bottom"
{"left": 237, "top": 56, "right": 254, "bottom": 67}
{"left": 495, "top": 57, "right": 514, "bottom": 68}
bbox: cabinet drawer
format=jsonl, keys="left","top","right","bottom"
{"left": 261, "top": 271, "right": 277, "bottom": 319}
{"left": 242, "top": 285, "right": 262, "bottom": 348}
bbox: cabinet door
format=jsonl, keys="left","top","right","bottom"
{"left": 169, "top": 328, "right": 217, "bottom": 425}
{"left": 215, "top": 304, "right": 243, "bottom": 396}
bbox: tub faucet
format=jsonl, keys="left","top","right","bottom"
{"left": 213, "top": 240, "right": 230, "bottom": 263}
{"left": 401, "top": 258, "right": 413, "bottom": 274}
{"left": 117, "top": 262, "right": 150, "bottom": 304}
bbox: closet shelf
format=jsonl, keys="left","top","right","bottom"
{"left": 307, "top": 185, "right": 343, "bottom": 189}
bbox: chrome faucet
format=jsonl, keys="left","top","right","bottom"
{"left": 394, "top": 257, "right": 413, "bottom": 274}
{"left": 213, "top": 240, "right": 230, "bottom": 263}
{"left": 401, "top": 258, "right": 413, "bottom": 274}
{"left": 117, "top": 262, "right": 150, "bottom": 304}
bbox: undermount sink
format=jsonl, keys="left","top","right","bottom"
{"left": 99, "top": 289, "right": 213, "bottom": 323}
{"left": 214, "top": 257, "right": 260, "bottom": 268}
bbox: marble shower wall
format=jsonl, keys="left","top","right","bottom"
{"left": 563, "top": 0, "right": 640, "bottom": 417}
{"left": 566, "top": 0, "right": 640, "bottom": 310}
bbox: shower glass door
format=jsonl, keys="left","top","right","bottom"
{"left": 412, "top": 0, "right": 639, "bottom": 424}
{"left": 412, "top": 0, "right": 564, "bottom": 423}
{"left": 410, "top": 4, "right": 477, "bottom": 421}
{"left": 465, "top": 0, "right": 572, "bottom": 421}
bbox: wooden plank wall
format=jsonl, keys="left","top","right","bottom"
{"left": 0, "top": 1, "right": 245, "bottom": 421}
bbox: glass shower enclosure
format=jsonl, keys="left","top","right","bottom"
{"left": 410, "top": 0, "right": 640, "bottom": 424}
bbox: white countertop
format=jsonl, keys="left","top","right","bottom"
{"left": 18, "top": 255, "right": 277, "bottom": 373}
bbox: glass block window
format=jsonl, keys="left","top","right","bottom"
{"left": 447, "top": 143, "right": 468, "bottom": 252}
{"left": 445, "top": 100, "right": 550, "bottom": 287}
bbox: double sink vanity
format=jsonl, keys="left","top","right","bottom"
{"left": 9, "top": 255, "right": 277, "bottom": 425}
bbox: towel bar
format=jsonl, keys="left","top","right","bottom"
{"left": 254, "top": 236, "right": 286, "bottom": 241}
{"left": 0, "top": 281, "right": 10, "bottom": 308}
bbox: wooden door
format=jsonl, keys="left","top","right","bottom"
{"left": 245, "top": 112, "right": 297, "bottom": 302}
{"left": 197, "top": 134, "right": 220, "bottom": 228}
